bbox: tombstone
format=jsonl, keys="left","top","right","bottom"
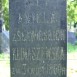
{"left": 2, "top": 31, "right": 10, "bottom": 53}
{"left": 68, "top": 31, "right": 77, "bottom": 44}
{"left": 9, "top": 0, "right": 67, "bottom": 77}
{"left": 0, "top": 19, "right": 2, "bottom": 53}
{"left": 0, "top": 19, "right": 2, "bottom": 32}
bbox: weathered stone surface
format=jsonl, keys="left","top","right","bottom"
{"left": 9, "top": 0, "right": 67, "bottom": 77}
{"left": 0, "top": 19, "right": 2, "bottom": 53}
{"left": 0, "top": 19, "right": 2, "bottom": 33}
{"left": 2, "top": 31, "right": 9, "bottom": 53}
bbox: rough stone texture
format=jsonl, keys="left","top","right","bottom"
{"left": 0, "top": 33, "right": 2, "bottom": 53}
{"left": 68, "top": 31, "right": 77, "bottom": 44}
{"left": 2, "top": 31, "right": 9, "bottom": 53}
{"left": 0, "top": 19, "right": 2, "bottom": 53}
{"left": 9, "top": 0, "right": 67, "bottom": 77}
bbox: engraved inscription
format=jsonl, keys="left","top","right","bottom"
{"left": 10, "top": 0, "right": 67, "bottom": 77}
{"left": 19, "top": 12, "right": 59, "bottom": 24}
{"left": 12, "top": 29, "right": 66, "bottom": 42}
{"left": 12, "top": 47, "right": 65, "bottom": 61}
{"left": 11, "top": 64, "right": 66, "bottom": 77}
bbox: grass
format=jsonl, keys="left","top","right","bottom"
{"left": 67, "top": 43, "right": 77, "bottom": 53}
{"left": 0, "top": 53, "right": 10, "bottom": 60}
{"left": 0, "top": 53, "right": 10, "bottom": 77}
{"left": 67, "top": 43, "right": 77, "bottom": 77}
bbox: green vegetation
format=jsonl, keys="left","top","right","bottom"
{"left": 0, "top": 53, "right": 10, "bottom": 60}
{"left": 67, "top": 0, "right": 77, "bottom": 27}
{"left": 2, "top": 0, "right": 9, "bottom": 30}
{"left": 67, "top": 43, "right": 77, "bottom": 53}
